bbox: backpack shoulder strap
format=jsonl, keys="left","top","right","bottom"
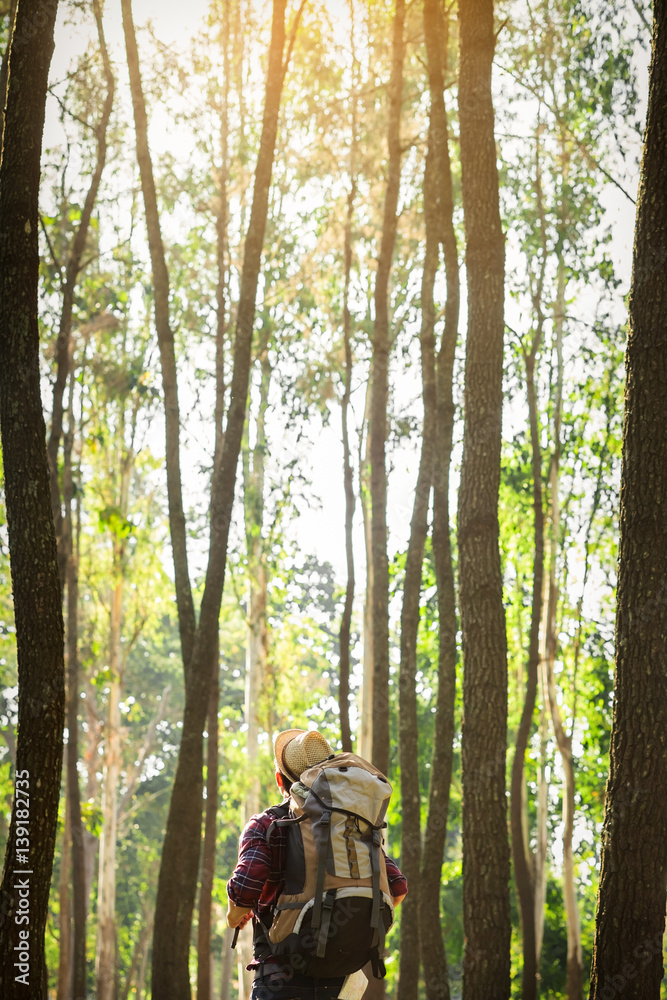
{"left": 264, "top": 798, "right": 308, "bottom": 845}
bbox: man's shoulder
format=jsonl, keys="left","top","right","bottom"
{"left": 241, "top": 801, "right": 290, "bottom": 840}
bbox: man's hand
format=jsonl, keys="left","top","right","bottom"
{"left": 392, "top": 893, "right": 406, "bottom": 907}
{"left": 227, "top": 901, "right": 253, "bottom": 929}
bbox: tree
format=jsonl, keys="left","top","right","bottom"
{"left": 120, "top": 1, "right": 307, "bottom": 994}
{"left": 588, "top": 4, "right": 667, "bottom": 997}
{"left": 0, "top": 2, "right": 65, "bottom": 998}
{"left": 456, "top": 1, "right": 511, "bottom": 997}
{"left": 419, "top": 4, "right": 460, "bottom": 999}
{"left": 370, "top": 0, "right": 406, "bottom": 777}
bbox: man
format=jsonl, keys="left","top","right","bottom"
{"left": 227, "top": 729, "right": 407, "bottom": 1000}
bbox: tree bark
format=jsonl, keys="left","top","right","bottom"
{"left": 242, "top": 354, "right": 271, "bottom": 821}
{"left": 456, "top": 1, "right": 511, "bottom": 997}
{"left": 533, "top": 708, "right": 548, "bottom": 963}
{"left": 588, "top": 7, "right": 667, "bottom": 998}
{"left": 0, "top": 0, "right": 17, "bottom": 143}
{"left": 338, "top": 64, "right": 357, "bottom": 752}
{"left": 370, "top": 0, "right": 405, "bottom": 776}
{"left": 46, "top": 0, "right": 114, "bottom": 563}
{"left": 121, "top": 0, "right": 196, "bottom": 671}
{"left": 509, "top": 124, "right": 548, "bottom": 999}
{"left": 56, "top": 792, "right": 72, "bottom": 1000}
{"left": 544, "top": 250, "right": 583, "bottom": 1000}
{"left": 420, "top": 4, "right": 460, "bottom": 999}
{"left": 359, "top": 380, "right": 374, "bottom": 763}
{"left": 97, "top": 419, "right": 133, "bottom": 1000}
{"left": 0, "top": 3, "right": 65, "bottom": 998}
{"left": 396, "top": 49, "right": 444, "bottom": 1000}
{"left": 149, "top": 4, "right": 304, "bottom": 996}
{"left": 197, "top": 43, "right": 229, "bottom": 990}
{"left": 197, "top": 654, "right": 219, "bottom": 1000}
{"left": 64, "top": 406, "right": 87, "bottom": 1000}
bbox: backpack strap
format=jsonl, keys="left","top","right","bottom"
{"left": 310, "top": 809, "right": 331, "bottom": 933}
{"left": 370, "top": 828, "right": 382, "bottom": 930}
{"left": 265, "top": 812, "right": 305, "bottom": 846}
{"left": 316, "top": 887, "right": 337, "bottom": 958}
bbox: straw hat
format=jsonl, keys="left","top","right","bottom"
{"left": 274, "top": 728, "right": 334, "bottom": 782}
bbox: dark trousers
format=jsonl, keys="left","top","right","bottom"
{"left": 250, "top": 968, "right": 346, "bottom": 1000}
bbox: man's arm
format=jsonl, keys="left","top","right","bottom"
{"left": 384, "top": 853, "right": 408, "bottom": 906}
{"left": 226, "top": 813, "right": 273, "bottom": 927}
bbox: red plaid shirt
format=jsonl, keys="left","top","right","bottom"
{"left": 227, "top": 803, "right": 408, "bottom": 966}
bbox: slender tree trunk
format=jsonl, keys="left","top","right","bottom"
{"left": 543, "top": 251, "right": 583, "bottom": 1000}
{"left": 509, "top": 337, "right": 545, "bottom": 1000}
{"left": 338, "top": 64, "right": 357, "bottom": 751}
{"left": 243, "top": 355, "right": 271, "bottom": 821}
{"left": 456, "top": 2, "right": 511, "bottom": 997}
{"left": 121, "top": 0, "right": 196, "bottom": 669}
{"left": 534, "top": 706, "right": 548, "bottom": 964}
{"left": 509, "top": 122, "right": 550, "bottom": 1000}
{"left": 149, "top": 5, "right": 304, "bottom": 996}
{"left": 220, "top": 927, "right": 235, "bottom": 1000}
{"left": 0, "top": 0, "right": 17, "bottom": 143}
{"left": 420, "top": 5, "right": 460, "bottom": 999}
{"left": 65, "top": 428, "right": 87, "bottom": 1000}
{"left": 122, "top": 894, "right": 154, "bottom": 1000}
{"left": 97, "top": 433, "right": 132, "bottom": 1000}
{"left": 56, "top": 794, "right": 72, "bottom": 1000}
{"left": 397, "top": 158, "right": 438, "bottom": 1000}
{"left": 46, "top": 0, "right": 114, "bottom": 559}
{"left": 359, "top": 381, "right": 374, "bottom": 763}
{"left": 370, "top": 0, "right": 405, "bottom": 776}
{"left": 396, "top": 78, "right": 441, "bottom": 1000}
{"left": 135, "top": 910, "right": 154, "bottom": 1000}
{"left": 0, "top": 4, "right": 65, "bottom": 998}
{"left": 197, "top": 654, "right": 219, "bottom": 1000}
{"left": 197, "top": 48, "right": 229, "bottom": 991}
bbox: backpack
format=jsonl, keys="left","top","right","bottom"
{"left": 262, "top": 752, "right": 394, "bottom": 979}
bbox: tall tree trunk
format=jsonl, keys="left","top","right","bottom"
{"left": 65, "top": 418, "right": 87, "bottom": 1000}
{"left": 121, "top": 0, "right": 196, "bottom": 670}
{"left": 46, "top": 0, "right": 114, "bottom": 561}
{"left": 543, "top": 251, "right": 583, "bottom": 1000}
{"left": 0, "top": 0, "right": 17, "bottom": 142}
{"left": 197, "top": 654, "right": 219, "bottom": 1000}
{"left": 197, "top": 41, "right": 229, "bottom": 988}
{"left": 56, "top": 793, "right": 72, "bottom": 1000}
{"left": 58, "top": 402, "right": 86, "bottom": 1000}
{"left": 148, "top": 4, "right": 305, "bottom": 996}
{"left": 97, "top": 428, "right": 133, "bottom": 1000}
{"left": 242, "top": 354, "right": 271, "bottom": 822}
{"left": 456, "top": 1, "right": 511, "bottom": 997}
{"left": 0, "top": 3, "right": 65, "bottom": 998}
{"left": 420, "top": 5, "right": 460, "bottom": 999}
{"left": 509, "top": 123, "right": 548, "bottom": 1000}
{"left": 220, "top": 927, "right": 235, "bottom": 1000}
{"left": 338, "top": 50, "right": 358, "bottom": 752}
{"left": 588, "top": 11, "right": 667, "bottom": 991}
{"left": 396, "top": 62, "right": 442, "bottom": 1000}
{"left": 370, "top": 0, "right": 406, "bottom": 776}
{"left": 359, "top": 381, "right": 374, "bottom": 762}
{"left": 122, "top": 891, "right": 154, "bottom": 1000}
{"left": 533, "top": 706, "right": 548, "bottom": 964}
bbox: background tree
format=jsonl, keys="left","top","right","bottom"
{"left": 456, "top": 1, "right": 511, "bottom": 997}
{"left": 588, "top": 2, "right": 667, "bottom": 997}
{"left": 0, "top": 1, "right": 64, "bottom": 997}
